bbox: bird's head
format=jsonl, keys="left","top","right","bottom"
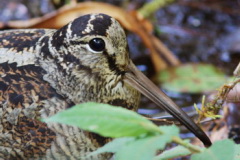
{"left": 47, "top": 14, "right": 130, "bottom": 77}
{"left": 37, "top": 13, "right": 211, "bottom": 147}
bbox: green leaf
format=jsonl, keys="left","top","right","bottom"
{"left": 157, "top": 63, "right": 227, "bottom": 93}
{"left": 159, "top": 125, "right": 179, "bottom": 136}
{"left": 191, "top": 139, "right": 235, "bottom": 160}
{"left": 44, "top": 102, "right": 161, "bottom": 137}
{"left": 88, "top": 126, "right": 179, "bottom": 159}
{"left": 115, "top": 125, "right": 180, "bottom": 160}
{"left": 234, "top": 144, "right": 240, "bottom": 160}
{"left": 115, "top": 135, "right": 170, "bottom": 160}
{"left": 154, "top": 145, "right": 191, "bottom": 160}
{"left": 89, "top": 125, "right": 180, "bottom": 159}
{"left": 88, "top": 137, "right": 135, "bottom": 156}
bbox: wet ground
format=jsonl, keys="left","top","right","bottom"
{"left": 129, "top": 0, "right": 240, "bottom": 122}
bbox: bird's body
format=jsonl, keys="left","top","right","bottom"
{"left": 0, "top": 14, "right": 211, "bottom": 160}
{"left": 0, "top": 15, "right": 139, "bottom": 159}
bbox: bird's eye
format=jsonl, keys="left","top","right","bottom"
{"left": 89, "top": 38, "right": 105, "bottom": 52}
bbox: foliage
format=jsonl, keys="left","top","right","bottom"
{"left": 194, "top": 77, "right": 240, "bottom": 123}
{"left": 138, "top": 0, "right": 175, "bottom": 18}
{"left": 44, "top": 102, "right": 240, "bottom": 160}
{"left": 157, "top": 63, "right": 227, "bottom": 93}
{"left": 194, "top": 96, "right": 222, "bottom": 123}
{"left": 44, "top": 102, "right": 161, "bottom": 137}
{"left": 192, "top": 139, "right": 240, "bottom": 160}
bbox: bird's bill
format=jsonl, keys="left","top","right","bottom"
{"left": 124, "top": 61, "right": 211, "bottom": 147}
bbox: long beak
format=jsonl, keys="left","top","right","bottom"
{"left": 124, "top": 61, "right": 211, "bottom": 147}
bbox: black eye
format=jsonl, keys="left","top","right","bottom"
{"left": 89, "top": 38, "right": 105, "bottom": 52}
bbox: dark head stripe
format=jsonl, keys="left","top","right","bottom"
{"left": 70, "top": 14, "right": 112, "bottom": 37}
{"left": 102, "top": 50, "right": 124, "bottom": 75}
{"left": 70, "top": 14, "right": 91, "bottom": 37}
{"left": 89, "top": 14, "right": 112, "bottom": 36}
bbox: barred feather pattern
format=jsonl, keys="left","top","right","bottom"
{"left": 0, "top": 14, "right": 140, "bottom": 159}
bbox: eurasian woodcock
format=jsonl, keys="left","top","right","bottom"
{"left": 0, "top": 13, "right": 211, "bottom": 159}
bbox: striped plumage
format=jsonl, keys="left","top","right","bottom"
{"left": 0, "top": 13, "right": 211, "bottom": 159}
{"left": 0, "top": 14, "right": 139, "bottom": 159}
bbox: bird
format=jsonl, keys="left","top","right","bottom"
{"left": 0, "top": 13, "right": 211, "bottom": 159}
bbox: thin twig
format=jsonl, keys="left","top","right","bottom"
{"left": 172, "top": 136, "right": 204, "bottom": 153}
{"left": 138, "top": 0, "right": 175, "bottom": 18}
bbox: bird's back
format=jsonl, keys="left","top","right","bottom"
{"left": 0, "top": 29, "right": 110, "bottom": 159}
